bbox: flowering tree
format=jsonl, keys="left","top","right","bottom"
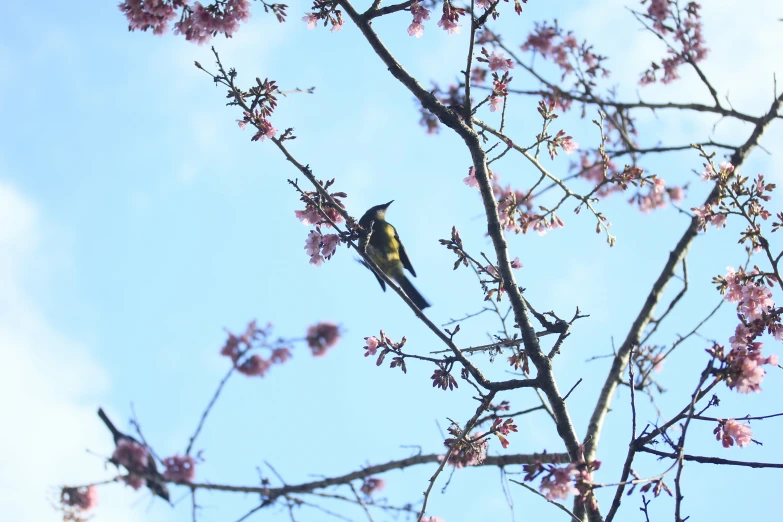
{"left": 60, "top": 1, "right": 782, "bottom": 521}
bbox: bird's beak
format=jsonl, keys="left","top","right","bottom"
{"left": 384, "top": 200, "right": 394, "bottom": 208}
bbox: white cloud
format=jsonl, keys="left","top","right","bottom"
{"left": 0, "top": 182, "right": 146, "bottom": 522}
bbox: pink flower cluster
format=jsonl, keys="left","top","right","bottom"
{"left": 173, "top": 0, "right": 252, "bottom": 44}
{"left": 295, "top": 204, "right": 344, "bottom": 228}
{"left": 237, "top": 109, "right": 277, "bottom": 142}
{"left": 61, "top": 486, "right": 98, "bottom": 511}
{"left": 714, "top": 419, "right": 753, "bottom": 448}
{"left": 119, "top": 0, "right": 184, "bottom": 36}
{"left": 437, "top": 2, "right": 464, "bottom": 35}
{"left": 538, "top": 464, "right": 578, "bottom": 501}
{"left": 722, "top": 341, "right": 778, "bottom": 394}
{"left": 306, "top": 321, "right": 341, "bottom": 357}
{"left": 443, "top": 428, "right": 487, "bottom": 468}
{"left": 491, "top": 418, "right": 518, "bottom": 449}
{"left": 113, "top": 439, "right": 150, "bottom": 470}
{"left": 524, "top": 454, "right": 600, "bottom": 508}
{"left": 220, "top": 320, "right": 293, "bottom": 378}
{"left": 629, "top": 177, "right": 684, "bottom": 214}
{"left": 477, "top": 172, "right": 563, "bottom": 235}
{"left": 304, "top": 229, "right": 341, "bottom": 265}
{"left": 639, "top": 2, "right": 708, "bottom": 85}
{"left": 521, "top": 21, "right": 608, "bottom": 82}
{"left": 420, "top": 517, "right": 446, "bottom": 522}
{"left": 302, "top": 0, "right": 344, "bottom": 32}
{"left": 360, "top": 477, "right": 385, "bottom": 496}
{"left": 711, "top": 266, "right": 781, "bottom": 393}
{"left": 408, "top": 1, "right": 430, "bottom": 38}
{"left": 162, "top": 454, "right": 197, "bottom": 482}
{"left": 723, "top": 267, "right": 777, "bottom": 322}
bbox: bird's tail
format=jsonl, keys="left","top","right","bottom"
{"left": 397, "top": 275, "right": 431, "bottom": 310}
{"left": 97, "top": 407, "right": 122, "bottom": 440}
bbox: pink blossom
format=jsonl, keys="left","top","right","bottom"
{"left": 251, "top": 119, "right": 276, "bottom": 141}
{"left": 321, "top": 233, "right": 340, "bottom": 259}
{"left": 302, "top": 12, "right": 318, "bottom": 29}
{"left": 163, "top": 454, "right": 196, "bottom": 482}
{"left": 717, "top": 419, "right": 753, "bottom": 448}
{"left": 488, "top": 51, "right": 514, "bottom": 72}
{"left": 729, "top": 324, "right": 751, "bottom": 350}
{"left": 539, "top": 464, "right": 577, "bottom": 501}
{"left": 270, "top": 346, "right": 292, "bottom": 364}
{"left": 307, "top": 322, "right": 341, "bottom": 357}
{"left": 719, "top": 162, "right": 735, "bottom": 174}
{"left": 667, "top": 185, "right": 684, "bottom": 203}
{"left": 364, "top": 336, "right": 381, "bottom": 357}
{"left": 408, "top": 21, "right": 425, "bottom": 38}
{"left": 489, "top": 95, "right": 502, "bottom": 112}
{"left": 411, "top": 1, "right": 430, "bottom": 23}
{"left": 295, "top": 208, "right": 320, "bottom": 226}
{"left": 118, "top": 0, "right": 180, "bottom": 36}
{"left": 438, "top": 17, "right": 460, "bottom": 35}
{"left": 420, "top": 518, "right": 446, "bottom": 522}
{"left": 476, "top": 0, "right": 492, "bottom": 8}
{"left": 510, "top": 257, "right": 523, "bottom": 269}
{"left": 408, "top": 1, "right": 430, "bottom": 37}
{"left": 220, "top": 332, "right": 241, "bottom": 361}
{"left": 305, "top": 230, "right": 324, "bottom": 266}
{"left": 360, "top": 477, "right": 385, "bottom": 496}
{"left": 647, "top": 0, "right": 671, "bottom": 32}
{"left": 61, "top": 486, "right": 98, "bottom": 511}
{"left": 560, "top": 136, "right": 578, "bottom": 154}
{"left": 652, "top": 354, "right": 665, "bottom": 372}
{"left": 724, "top": 342, "right": 778, "bottom": 394}
{"left": 739, "top": 283, "right": 775, "bottom": 322}
{"left": 463, "top": 166, "right": 479, "bottom": 188}
{"left": 113, "top": 439, "right": 150, "bottom": 469}
{"left": 444, "top": 432, "right": 487, "bottom": 468}
{"left": 723, "top": 267, "right": 744, "bottom": 303}
{"left": 122, "top": 475, "right": 146, "bottom": 490}
{"left": 237, "top": 354, "right": 271, "bottom": 377}
{"left": 330, "top": 19, "right": 344, "bottom": 32}
{"left": 173, "top": 0, "right": 252, "bottom": 44}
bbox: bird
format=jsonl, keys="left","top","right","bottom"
{"left": 359, "top": 201, "right": 430, "bottom": 310}
{"left": 97, "top": 408, "right": 171, "bottom": 502}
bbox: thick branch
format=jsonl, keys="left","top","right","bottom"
{"left": 584, "top": 91, "right": 783, "bottom": 466}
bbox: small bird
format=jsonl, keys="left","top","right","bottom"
{"left": 98, "top": 408, "right": 170, "bottom": 502}
{"left": 359, "top": 201, "right": 430, "bottom": 310}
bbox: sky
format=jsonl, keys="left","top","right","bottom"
{"left": 0, "top": 1, "right": 782, "bottom": 521}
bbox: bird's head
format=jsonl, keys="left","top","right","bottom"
{"left": 360, "top": 200, "right": 394, "bottom": 225}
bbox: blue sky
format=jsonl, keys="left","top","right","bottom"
{"left": 1, "top": 1, "right": 782, "bottom": 521}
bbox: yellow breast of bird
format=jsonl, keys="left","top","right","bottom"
{"left": 368, "top": 222, "right": 402, "bottom": 274}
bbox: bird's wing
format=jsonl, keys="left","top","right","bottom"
{"left": 359, "top": 258, "right": 387, "bottom": 291}
{"left": 395, "top": 227, "right": 417, "bottom": 277}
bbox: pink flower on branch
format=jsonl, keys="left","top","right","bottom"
{"left": 363, "top": 336, "right": 381, "bottom": 357}
{"left": 307, "top": 321, "right": 341, "bottom": 357}
{"left": 163, "top": 454, "right": 197, "bottom": 482}
{"left": 303, "top": 12, "right": 318, "bottom": 29}
{"left": 113, "top": 439, "right": 150, "bottom": 469}
{"left": 478, "top": 48, "right": 514, "bottom": 72}
{"left": 360, "top": 477, "right": 385, "bottom": 496}
{"left": 714, "top": 419, "right": 753, "bottom": 448}
{"left": 302, "top": 1, "right": 344, "bottom": 32}
{"left": 237, "top": 354, "right": 272, "bottom": 376}
{"left": 61, "top": 486, "right": 98, "bottom": 511}
{"left": 173, "top": 0, "right": 252, "bottom": 45}
{"left": 408, "top": 1, "right": 430, "bottom": 38}
{"left": 437, "top": 2, "right": 464, "bottom": 35}
{"left": 119, "top": 0, "right": 182, "bottom": 36}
